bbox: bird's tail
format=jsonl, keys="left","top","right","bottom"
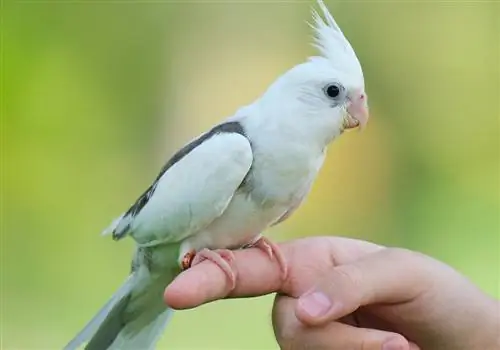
{"left": 64, "top": 266, "right": 177, "bottom": 350}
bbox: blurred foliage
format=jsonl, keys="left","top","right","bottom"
{"left": 1, "top": 0, "right": 499, "bottom": 349}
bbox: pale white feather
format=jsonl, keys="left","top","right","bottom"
{"left": 310, "top": 0, "right": 364, "bottom": 85}
{"left": 130, "top": 132, "right": 253, "bottom": 247}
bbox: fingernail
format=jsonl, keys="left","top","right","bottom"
{"left": 382, "top": 338, "right": 405, "bottom": 350}
{"left": 298, "top": 291, "right": 332, "bottom": 318}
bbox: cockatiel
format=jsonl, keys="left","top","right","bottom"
{"left": 64, "top": 0, "right": 369, "bottom": 349}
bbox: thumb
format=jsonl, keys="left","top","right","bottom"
{"left": 274, "top": 295, "right": 421, "bottom": 350}
{"left": 295, "top": 248, "right": 432, "bottom": 325}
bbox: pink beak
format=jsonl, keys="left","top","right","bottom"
{"left": 345, "top": 92, "right": 369, "bottom": 130}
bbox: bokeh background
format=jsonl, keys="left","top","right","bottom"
{"left": 1, "top": 0, "right": 499, "bottom": 348}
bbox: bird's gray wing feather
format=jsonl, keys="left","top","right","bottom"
{"left": 102, "top": 124, "right": 253, "bottom": 246}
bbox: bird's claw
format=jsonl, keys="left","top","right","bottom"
{"left": 181, "top": 248, "right": 237, "bottom": 290}
{"left": 181, "top": 250, "right": 197, "bottom": 270}
{"left": 247, "top": 236, "right": 288, "bottom": 281}
{"left": 179, "top": 236, "right": 286, "bottom": 292}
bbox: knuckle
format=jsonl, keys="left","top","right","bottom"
{"left": 334, "top": 264, "right": 364, "bottom": 297}
{"left": 318, "top": 264, "right": 361, "bottom": 294}
{"left": 335, "top": 264, "right": 364, "bottom": 289}
{"left": 325, "top": 264, "right": 366, "bottom": 307}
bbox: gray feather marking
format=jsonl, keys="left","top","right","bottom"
{"left": 84, "top": 295, "right": 131, "bottom": 350}
{"left": 112, "top": 121, "right": 247, "bottom": 240}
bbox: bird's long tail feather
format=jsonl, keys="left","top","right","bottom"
{"left": 63, "top": 274, "right": 138, "bottom": 350}
{"left": 64, "top": 267, "right": 176, "bottom": 350}
{"left": 94, "top": 307, "right": 174, "bottom": 350}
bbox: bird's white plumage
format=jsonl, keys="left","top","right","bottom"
{"left": 310, "top": 0, "right": 364, "bottom": 86}
{"left": 176, "top": 113, "right": 328, "bottom": 258}
{"left": 66, "top": 1, "right": 369, "bottom": 349}
{"left": 129, "top": 132, "right": 253, "bottom": 246}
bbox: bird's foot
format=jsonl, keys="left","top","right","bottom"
{"left": 181, "top": 248, "right": 237, "bottom": 290}
{"left": 247, "top": 236, "right": 288, "bottom": 280}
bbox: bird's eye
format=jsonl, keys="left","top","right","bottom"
{"left": 324, "top": 83, "right": 342, "bottom": 99}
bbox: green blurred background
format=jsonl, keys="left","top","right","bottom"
{"left": 1, "top": 0, "right": 499, "bottom": 348}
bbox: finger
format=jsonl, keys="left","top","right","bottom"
{"left": 286, "top": 325, "right": 415, "bottom": 350}
{"left": 165, "top": 245, "right": 286, "bottom": 309}
{"left": 273, "top": 295, "right": 418, "bottom": 350}
{"left": 295, "top": 248, "right": 432, "bottom": 326}
{"left": 165, "top": 236, "right": 383, "bottom": 310}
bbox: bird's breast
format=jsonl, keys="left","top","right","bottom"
{"left": 184, "top": 146, "right": 326, "bottom": 252}
{"left": 190, "top": 192, "right": 284, "bottom": 251}
{"left": 249, "top": 143, "right": 326, "bottom": 205}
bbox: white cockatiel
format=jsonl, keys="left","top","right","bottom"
{"left": 64, "top": 1, "right": 369, "bottom": 349}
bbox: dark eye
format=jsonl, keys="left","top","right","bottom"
{"left": 324, "top": 83, "right": 341, "bottom": 99}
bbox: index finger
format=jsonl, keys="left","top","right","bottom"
{"left": 164, "top": 236, "right": 383, "bottom": 309}
{"left": 164, "top": 243, "right": 289, "bottom": 310}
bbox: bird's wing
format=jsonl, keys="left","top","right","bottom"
{"left": 102, "top": 122, "right": 253, "bottom": 246}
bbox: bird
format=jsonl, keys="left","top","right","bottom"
{"left": 64, "top": 0, "right": 369, "bottom": 349}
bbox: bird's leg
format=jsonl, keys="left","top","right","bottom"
{"left": 181, "top": 248, "right": 237, "bottom": 290}
{"left": 246, "top": 235, "right": 288, "bottom": 280}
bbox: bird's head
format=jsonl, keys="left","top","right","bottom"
{"left": 258, "top": 0, "right": 368, "bottom": 144}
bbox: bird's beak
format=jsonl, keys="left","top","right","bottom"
{"left": 344, "top": 92, "right": 369, "bottom": 131}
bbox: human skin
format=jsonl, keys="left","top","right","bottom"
{"left": 164, "top": 236, "right": 500, "bottom": 350}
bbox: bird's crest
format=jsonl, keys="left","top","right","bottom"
{"left": 309, "top": 0, "right": 363, "bottom": 82}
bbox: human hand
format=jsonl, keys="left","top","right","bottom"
{"left": 164, "top": 236, "right": 500, "bottom": 350}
